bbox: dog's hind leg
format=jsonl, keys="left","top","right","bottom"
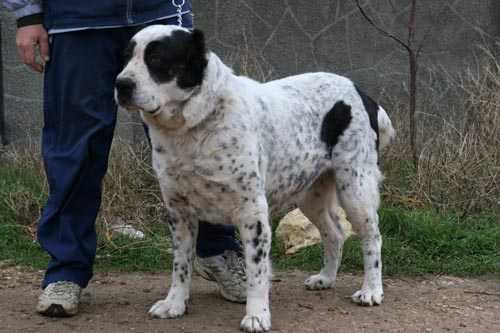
{"left": 334, "top": 164, "right": 384, "bottom": 306}
{"left": 149, "top": 212, "right": 198, "bottom": 318}
{"left": 236, "top": 195, "right": 272, "bottom": 332}
{"left": 299, "top": 170, "right": 346, "bottom": 290}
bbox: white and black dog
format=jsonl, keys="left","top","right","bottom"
{"left": 115, "top": 25, "right": 395, "bottom": 332}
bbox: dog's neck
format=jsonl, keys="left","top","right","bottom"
{"left": 181, "top": 52, "right": 232, "bottom": 129}
{"left": 148, "top": 52, "right": 232, "bottom": 135}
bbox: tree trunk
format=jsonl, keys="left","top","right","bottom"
{"left": 408, "top": 0, "right": 418, "bottom": 168}
{"left": 0, "top": 21, "right": 7, "bottom": 146}
{"left": 409, "top": 50, "right": 418, "bottom": 169}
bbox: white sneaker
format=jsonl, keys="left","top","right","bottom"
{"left": 36, "top": 281, "right": 81, "bottom": 317}
{"left": 195, "top": 250, "right": 247, "bottom": 303}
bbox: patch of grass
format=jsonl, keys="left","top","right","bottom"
{"left": 0, "top": 160, "right": 50, "bottom": 269}
{"left": 2, "top": 199, "right": 498, "bottom": 276}
{"left": 0, "top": 222, "right": 173, "bottom": 272}
{"left": 0, "top": 162, "right": 46, "bottom": 225}
{"left": 1, "top": 150, "right": 498, "bottom": 277}
{"left": 0, "top": 157, "right": 172, "bottom": 272}
{"left": 93, "top": 223, "right": 172, "bottom": 272}
{"left": 272, "top": 208, "right": 500, "bottom": 276}
{"left": 0, "top": 142, "right": 173, "bottom": 273}
{"left": 0, "top": 224, "right": 49, "bottom": 269}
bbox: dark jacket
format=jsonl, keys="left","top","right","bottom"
{"left": 2, "top": 0, "right": 192, "bottom": 31}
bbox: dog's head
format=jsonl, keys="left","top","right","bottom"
{"left": 115, "top": 25, "right": 208, "bottom": 126}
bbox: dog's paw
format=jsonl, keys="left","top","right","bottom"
{"left": 240, "top": 313, "right": 271, "bottom": 332}
{"left": 351, "top": 288, "right": 384, "bottom": 306}
{"left": 148, "top": 299, "right": 186, "bottom": 318}
{"left": 304, "top": 274, "right": 334, "bottom": 290}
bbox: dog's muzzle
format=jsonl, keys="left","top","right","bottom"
{"left": 115, "top": 77, "right": 136, "bottom": 107}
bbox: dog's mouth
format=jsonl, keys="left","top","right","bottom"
{"left": 145, "top": 106, "right": 162, "bottom": 116}
{"left": 123, "top": 104, "right": 161, "bottom": 116}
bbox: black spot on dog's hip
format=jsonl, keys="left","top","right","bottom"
{"left": 320, "top": 101, "right": 352, "bottom": 158}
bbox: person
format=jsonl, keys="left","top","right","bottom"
{"left": 2, "top": 0, "right": 245, "bottom": 317}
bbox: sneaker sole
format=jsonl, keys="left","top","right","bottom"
{"left": 196, "top": 263, "right": 246, "bottom": 303}
{"left": 201, "top": 267, "right": 247, "bottom": 303}
{"left": 219, "top": 287, "right": 246, "bottom": 304}
{"left": 37, "top": 304, "right": 78, "bottom": 317}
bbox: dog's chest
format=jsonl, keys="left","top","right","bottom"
{"left": 152, "top": 142, "right": 257, "bottom": 224}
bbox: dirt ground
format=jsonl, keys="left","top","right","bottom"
{"left": 1, "top": 266, "right": 499, "bottom": 333}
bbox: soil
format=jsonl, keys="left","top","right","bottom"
{"left": 1, "top": 265, "right": 499, "bottom": 333}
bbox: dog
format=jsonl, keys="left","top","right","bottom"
{"left": 115, "top": 25, "right": 395, "bottom": 332}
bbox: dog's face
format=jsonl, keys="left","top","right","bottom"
{"left": 115, "top": 25, "right": 207, "bottom": 120}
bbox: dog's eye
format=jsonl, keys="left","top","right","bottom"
{"left": 148, "top": 54, "right": 163, "bottom": 68}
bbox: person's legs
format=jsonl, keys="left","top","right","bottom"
{"left": 38, "top": 15, "right": 244, "bottom": 315}
{"left": 196, "top": 222, "right": 241, "bottom": 258}
{"left": 195, "top": 222, "right": 247, "bottom": 303}
{"left": 38, "top": 28, "right": 133, "bottom": 291}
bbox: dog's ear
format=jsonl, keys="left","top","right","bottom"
{"left": 190, "top": 29, "right": 206, "bottom": 57}
{"left": 178, "top": 29, "right": 208, "bottom": 89}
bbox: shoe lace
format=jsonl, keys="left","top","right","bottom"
{"left": 48, "top": 281, "right": 80, "bottom": 296}
{"left": 224, "top": 250, "right": 247, "bottom": 281}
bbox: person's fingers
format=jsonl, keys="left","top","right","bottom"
{"left": 27, "top": 44, "right": 44, "bottom": 73}
{"left": 16, "top": 37, "right": 42, "bottom": 72}
{"left": 39, "top": 32, "right": 50, "bottom": 63}
{"left": 15, "top": 25, "right": 48, "bottom": 73}
{"left": 21, "top": 43, "right": 40, "bottom": 72}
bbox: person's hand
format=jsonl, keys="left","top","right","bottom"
{"left": 16, "top": 24, "right": 49, "bottom": 73}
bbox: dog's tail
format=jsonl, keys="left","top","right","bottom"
{"left": 377, "top": 106, "right": 395, "bottom": 151}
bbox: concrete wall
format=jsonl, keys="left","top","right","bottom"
{"left": 1, "top": 0, "right": 499, "bottom": 145}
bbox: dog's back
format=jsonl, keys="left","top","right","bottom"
{"left": 233, "top": 72, "right": 393, "bottom": 216}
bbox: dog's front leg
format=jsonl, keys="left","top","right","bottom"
{"left": 237, "top": 197, "right": 272, "bottom": 332}
{"left": 149, "top": 213, "right": 198, "bottom": 318}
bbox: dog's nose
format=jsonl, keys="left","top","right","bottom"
{"left": 115, "top": 77, "right": 136, "bottom": 105}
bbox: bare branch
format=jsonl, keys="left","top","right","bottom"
{"left": 354, "top": 0, "right": 421, "bottom": 168}
{"left": 353, "top": 0, "right": 411, "bottom": 53}
{"left": 408, "top": 0, "right": 417, "bottom": 48}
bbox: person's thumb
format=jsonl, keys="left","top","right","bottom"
{"left": 39, "top": 32, "right": 50, "bottom": 63}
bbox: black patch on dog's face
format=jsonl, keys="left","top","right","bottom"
{"left": 355, "top": 85, "right": 379, "bottom": 150}
{"left": 123, "top": 39, "right": 136, "bottom": 66}
{"left": 144, "top": 29, "right": 208, "bottom": 89}
{"left": 321, "top": 101, "right": 352, "bottom": 158}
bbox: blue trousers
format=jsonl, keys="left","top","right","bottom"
{"left": 38, "top": 16, "right": 239, "bottom": 289}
